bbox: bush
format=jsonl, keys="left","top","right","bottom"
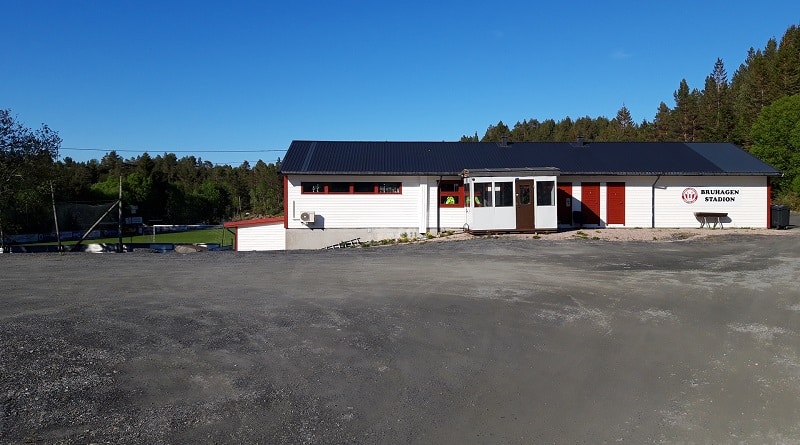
{"left": 774, "top": 190, "right": 800, "bottom": 211}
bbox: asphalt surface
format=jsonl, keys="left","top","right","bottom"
{"left": 2, "top": 231, "right": 800, "bottom": 444}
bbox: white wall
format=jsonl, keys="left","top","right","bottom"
{"left": 426, "top": 176, "right": 468, "bottom": 231}
{"left": 237, "top": 224, "right": 286, "bottom": 251}
{"left": 533, "top": 177, "right": 558, "bottom": 230}
{"left": 654, "top": 176, "right": 768, "bottom": 228}
{"left": 560, "top": 175, "right": 769, "bottom": 228}
{"left": 286, "top": 175, "right": 420, "bottom": 230}
{"left": 287, "top": 175, "right": 468, "bottom": 235}
{"left": 562, "top": 176, "right": 656, "bottom": 228}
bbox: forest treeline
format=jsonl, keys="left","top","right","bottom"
{"left": 56, "top": 152, "right": 282, "bottom": 227}
{"left": 465, "top": 25, "right": 800, "bottom": 148}
{"left": 2, "top": 24, "right": 800, "bottom": 237}
{"left": 463, "top": 24, "right": 800, "bottom": 205}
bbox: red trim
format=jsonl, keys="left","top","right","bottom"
{"left": 438, "top": 180, "right": 465, "bottom": 208}
{"left": 300, "top": 181, "right": 402, "bottom": 195}
{"left": 767, "top": 178, "right": 772, "bottom": 228}
{"left": 283, "top": 176, "right": 289, "bottom": 229}
{"left": 223, "top": 217, "right": 285, "bottom": 229}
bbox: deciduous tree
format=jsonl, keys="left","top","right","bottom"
{"left": 0, "top": 110, "right": 60, "bottom": 243}
{"left": 750, "top": 94, "right": 800, "bottom": 195}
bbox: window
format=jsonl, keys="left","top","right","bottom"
{"left": 353, "top": 182, "right": 375, "bottom": 193}
{"left": 518, "top": 184, "right": 531, "bottom": 205}
{"left": 328, "top": 182, "right": 350, "bottom": 193}
{"left": 537, "top": 181, "right": 555, "bottom": 206}
{"left": 300, "top": 181, "right": 403, "bottom": 195}
{"left": 473, "top": 183, "right": 492, "bottom": 207}
{"left": 302, "top": 182, "right": 324, "bottom": 193}
{"left": 378, "top": 182, "right": 401, "bottom": 194}
{"left": 439, "top": 180, "right": 464, "bottom": 207}
{"left": 495, "top": 182, "right": 513, "bottom": 207}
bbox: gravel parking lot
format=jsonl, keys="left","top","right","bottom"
{"left": 2, "top": 229, "right": 800, "bottom": 444}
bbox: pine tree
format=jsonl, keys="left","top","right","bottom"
{"left": 776, "top": 25, "right": 800, "bottom": 95}
{"left": 612, "top": 105, "right": 636, "bottom": 141}
{"left": 459, "top": 132, "right": 479, "bottom": 142}
{"left": 673, "top": 79, "right": 701, "bottom": 142}
{"left": 731, "top": 40, "right": 781, "bottom": 146}
{"left": 652, "top": 102, "right": 675, "bottom": 141}
{"left": 698, "top": 58, "right": 734, "bottom": 141}
{"left": 481, "top": 121, "right": 511, "bottom": 142}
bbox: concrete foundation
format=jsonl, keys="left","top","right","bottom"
{"left": 285, "top": 227, "right": 455, "bottom": 250}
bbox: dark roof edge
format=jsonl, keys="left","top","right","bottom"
{"left": 281, "top": 171, "right": 464, "bottom": 176}
{"left": 283, "top": 170, "right": 781, "bottom": 177}
{"left": 559, "top": 171, "right": 782, "bottom": 176}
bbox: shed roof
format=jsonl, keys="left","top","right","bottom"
{"left": 280, "top": 141, "right": 781, "bottom": 177}
{"left": 223, "top": 217, "right": 285, "bottom": 228}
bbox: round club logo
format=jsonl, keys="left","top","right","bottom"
{"left": 682, "top": 187, "right": 698, "bottom": 204}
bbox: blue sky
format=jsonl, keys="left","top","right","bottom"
{"left": 2, "top": 1, "right": 798, "bottom": 166}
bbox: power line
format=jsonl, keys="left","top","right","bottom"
{"left": 59, "top": 147, "right": 286, "bottom": 153}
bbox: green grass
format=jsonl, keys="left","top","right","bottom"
{"left": 30, "top": 228, "right": 234, "bottom": 247}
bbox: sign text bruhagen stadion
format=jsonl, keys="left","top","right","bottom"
{"left": 681, "top": 188, "right": 740, "bottom": 204}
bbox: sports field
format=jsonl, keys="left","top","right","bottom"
{"left": 2, "top": 230, "right": 800, "bottom": 443}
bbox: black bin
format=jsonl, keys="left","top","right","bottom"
{"left": 771, "top": 204, "right": 790, "bottom": 229}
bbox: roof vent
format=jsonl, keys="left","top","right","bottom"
{"left": 577, "top": 135, "right": 585, "bottom": 146}
{"left": 500, "top": 136, "right": 508, "bottom": 147}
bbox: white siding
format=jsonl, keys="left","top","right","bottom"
{"left": 563, "top": 176, "right": 658, "bottom": 228}
{"left": 426, "top": 176, "right": 467, "bottom": 231}
{"left": 654, "top": 176, "right": 768, "bottom": 228}
{"left": 237, "top": 224, "right": 286, "bottom": 251}
{"left": 287, "top": 174, "right": 769, "bottom": 234}
{"left": 438, "top": 208, "right": 468, "bottom": 230}
{"left": 624, "top": 178, "right": 659, "bottom": 227}
{"left": 418, "top": 177, "right": 429, "bottom": 234}
{"left": 561, "top": 175, "right": 769, "bottom": 228}
{"left": 287, "top": 175, "right": 420, "bottom": 230}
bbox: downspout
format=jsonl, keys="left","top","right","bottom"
{"left": 651, "top": 174, "right": 662, "bottom": 228}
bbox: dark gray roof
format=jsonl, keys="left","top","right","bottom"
{"left": 280, "top": 140, "right": 781, "bottom": 176}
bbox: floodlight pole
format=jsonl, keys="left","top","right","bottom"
{"left": 118, "top": 175, "right": 123, "bottom": 253}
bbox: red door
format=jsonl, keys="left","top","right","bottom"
{"left": 606, "top": 182, "right": 625, "bottom": 225}
{"left": 581, "top": 182, "right": 600, "bottom": 225}
{"left": 557, "top": 183, "right": 573, "bottom": 225}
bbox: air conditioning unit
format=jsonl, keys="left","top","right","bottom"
{"left": 299, "top": 211, "right": 315, "bottom": 224}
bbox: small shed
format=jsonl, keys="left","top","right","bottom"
{"left": 223, "top": 217, "right": 286, "bottom": 251}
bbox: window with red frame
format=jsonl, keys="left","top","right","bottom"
{"left": 439, "top": 180, "right": 464, "bottom": 207}
{"left": 301, "top": 182, "right": 402, "bottom": 194}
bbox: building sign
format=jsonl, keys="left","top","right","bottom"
{"left": 681, "top": 188, "right": 698, "bottom": 204}
{"left": 682, "top": 187, "right": 740, "bottom": 204}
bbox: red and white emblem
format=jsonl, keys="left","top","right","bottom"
{"left": 682, "top": 187, "right": 698, "bottom": 204}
